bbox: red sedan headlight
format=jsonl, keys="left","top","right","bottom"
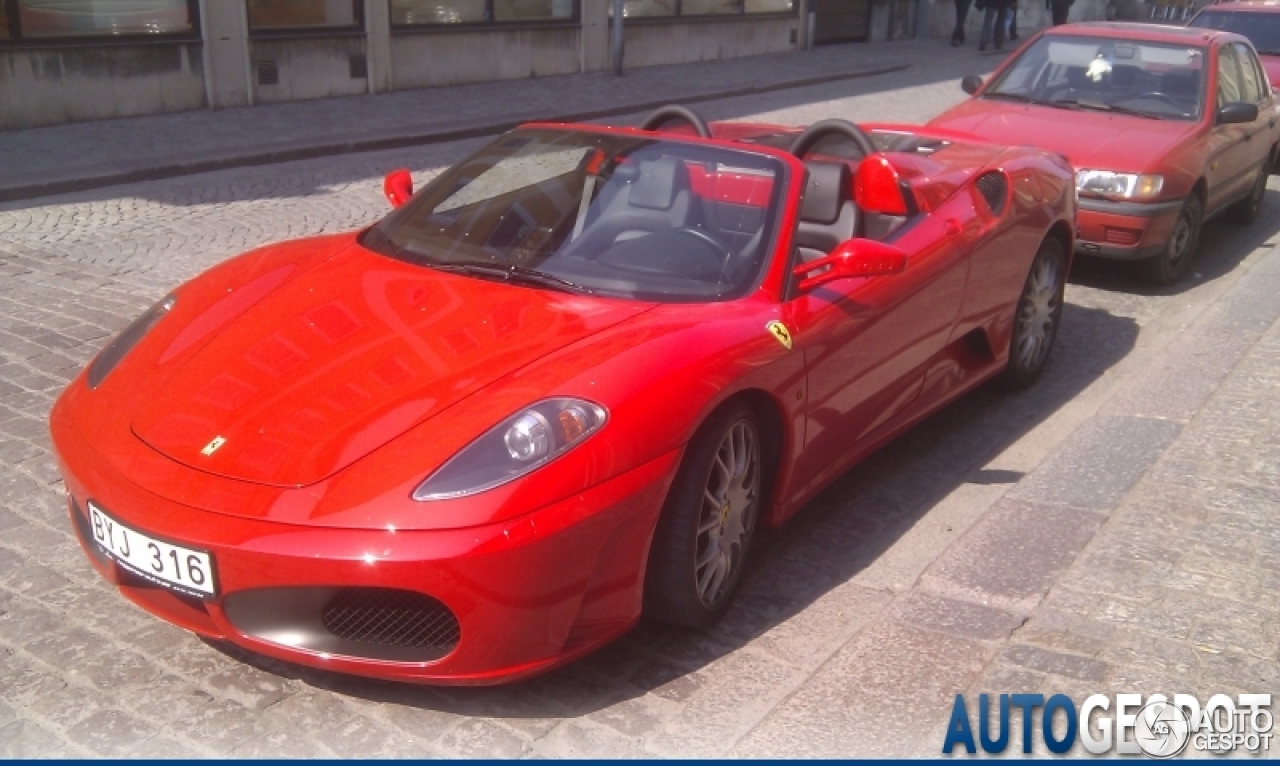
{"left": 412, "top": 397, "right": 607, "bottom": 501}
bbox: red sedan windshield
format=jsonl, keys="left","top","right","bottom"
{"left": 986, "top": 36, "right": 1207, "bottom": 120}
{"left": 363, "top": 128, "right": 787, "bottom": 302}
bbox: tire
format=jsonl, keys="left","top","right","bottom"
{"left": 644, "top": 401, "right": 763, "bottom": 628}
{"left": 998, "top": 236, "right": 1066, "bottom": 390}
{"left": 1229, "top": 156, "right": 1270, "bottom": 225}
{"left": 1144, "top": 195, "right": 1201, "bottom": 286}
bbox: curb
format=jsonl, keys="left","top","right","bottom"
{"left": 0, "top": 63, "right": 910, "bottom": 204}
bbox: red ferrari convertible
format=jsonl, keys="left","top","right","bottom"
{"left": 51, "top": 106, "right": 1075, "bottom": 684}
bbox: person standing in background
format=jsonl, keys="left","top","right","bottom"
{"left": 979, "top": 0, "right": 1010, "bottom": 51}
{"left": 1007, "top": 0, "right": 1019, "bottom": 41}
{"left": 952, "top": 0, "right": 972, "bottom": 45}
{"left": 1049, "top": 0, "right": 1073, "bottom": 24}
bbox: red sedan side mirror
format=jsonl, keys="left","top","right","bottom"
{"left": 793, "top": 239, "right": 908, "bottom": 292}
{"left": 383, "top": 169, "right": 414, "bottom": 208}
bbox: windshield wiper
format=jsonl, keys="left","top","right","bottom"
{"left": 1050, "top": 98, "right": 1169, "bottom": 120}
{"left": 983, "top": 92, "right": 1040, "bottom": 104}
{"left": 425, "top": 261, "right": 592, "bottom": 295}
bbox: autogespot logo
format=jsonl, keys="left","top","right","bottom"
{"left": 942, "top": 693, "right": 1273, "bottom": 757}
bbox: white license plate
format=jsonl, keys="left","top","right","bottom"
{"left": 87, "top": 501, "right": 216, "bottom": 598}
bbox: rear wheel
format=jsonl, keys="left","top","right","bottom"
{"left": 1229, "top": 157, "right": 1270, "bottom": 225}
{"left": 1144, "top": 195, "right": 1201, "bottom": 285}
{"left": 999, "top": 236, "right": 1065, "bottom": 389}
{"left": 644, "top": 402, "right": 762, "bottom": 628}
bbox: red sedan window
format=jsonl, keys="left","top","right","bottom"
{"left": 984, "top": 35, "right": 1207, "bottom": 120}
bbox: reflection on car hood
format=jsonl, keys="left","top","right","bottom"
{"left": 928, "top": 100, "right": 1195, "bottom": 172}
{"left": 131, "top": 244, "right": 654, "bottom": 487}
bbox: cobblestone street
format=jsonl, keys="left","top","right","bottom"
{"left": 1, "top": 43, "right": 1277, "bottom": 758}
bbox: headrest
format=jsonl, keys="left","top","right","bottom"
{"left": 630, "top": 157, "right": 688, "bottom": 211}
{"left": 800, "top": 161, "right": 851, "bottom": 225}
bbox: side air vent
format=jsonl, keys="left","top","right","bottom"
{"left": 256, "top": 59, "right": 279, "bottom": 86}
{"left": 975, "top": 171, "right": 1008, "bottom": 216}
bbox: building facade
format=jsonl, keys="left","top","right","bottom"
{"left": 0, "top": 0, "right": 912, "bottom": 131}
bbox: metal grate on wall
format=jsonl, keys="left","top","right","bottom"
{"left": 256, "top": 59, "right": 279, "bottom": 86}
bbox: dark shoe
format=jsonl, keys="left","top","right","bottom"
{"left": 979, "top": 42, "right": 987, "bottom": 51}
{"left": 951, "top": 37, "right": 961, "bottom": 46}
{"left": 1010, "top": 31, "right": 1019, "bottom": 40}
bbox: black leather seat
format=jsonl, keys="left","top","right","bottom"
{"left": 795, "top": 161, "right": 858, "bottom": 263}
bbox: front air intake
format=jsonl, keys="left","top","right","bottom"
{"left": 322, "top": 588, "right": 460, "bottom": 651}
{"left": 975, "top": 171, "right": 1009, "bottom": 216}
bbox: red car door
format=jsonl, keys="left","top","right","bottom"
{"left": 782, "top": 221, "right": 969, "bottom": 499}
{"left": 1207, "top": 43, "right": 1267, "bottom": 213}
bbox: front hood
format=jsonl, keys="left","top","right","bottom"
{"left": 929, "top": 99, "right": 1196, "bottom": 173}
{"left": 131, "top": 245, "right": 653, "bottom": 487}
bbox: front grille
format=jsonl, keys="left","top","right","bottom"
{"left": 322, "top": 588, "right": 460, "bottom": 651}
{"left": 975, "top": 171, "right": 1008, "bottom": 216}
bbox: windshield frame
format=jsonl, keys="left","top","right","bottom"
{"left": 983, "top": 33, "right": 1210, "bottom": 122}
{"left": 361, "top": 125, "right": 797, "bottom": 305}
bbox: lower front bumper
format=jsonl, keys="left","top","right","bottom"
{"left": 1074, "top": 197, "right": 1182, "bottom": 261}
{"left": 54, "top": 404, "right": 679, "bottom": 685}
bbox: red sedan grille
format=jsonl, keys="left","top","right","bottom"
{"left": 1103, "top": 226, "right": 1142, "bottom": 246}
{"left": 322, "top": 588, "right": 460, "bottom": 651}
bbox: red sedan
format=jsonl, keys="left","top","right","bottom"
{"left": 51, "top": 107, "right": 1075, "bottom": 684}
{"left": 1189, "top": 1, "right": 1280, "bottom": 88}
{"left": 929, "top": 22, "right": 1280, "bottom": 284}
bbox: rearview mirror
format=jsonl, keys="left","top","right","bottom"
{"left": 961, "top": 75, "right": 984, "bottom": 96}
{"left": 1217, "top": 101, "right": 1259, "bottom": 125}
{"left": 383, "top": 169, "right": 414, "bottom": 208}
{"left": 793, "top": 239, "right": 908, "bottom": 293}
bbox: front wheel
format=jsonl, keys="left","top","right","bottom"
{"left": 644, "top": 402, "right": 763, "bottom": 628}
{"left": 1144, "top": 195, "right": 1201, "bottom": 285}
{"left": 998, "top": 236, "right": 1066, "bottom": 390}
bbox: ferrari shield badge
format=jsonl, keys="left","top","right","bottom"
{"left": 766, "top": 320, "right": 792, "bottom": 350}
{"left": 201, "top": 436, "right": 227, "bottom": 456}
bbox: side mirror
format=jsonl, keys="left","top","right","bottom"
{"left": 383, "top": 169, "right": 414, "bottom": 208}
{"left": 1217, "top": 101, "right": 1259, "bottom": 125}
{"left": 961, "top": 75, "right": 984, "bottom": 96}
{"left": 792, "top": 239, "right": 908, "bottom": 293}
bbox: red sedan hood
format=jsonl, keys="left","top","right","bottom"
{"left": 132, "top": 244, "right": 653, "bottom": 487}
{"left": 1262, "top": 54, "right": 1280, "bottom": 89}
{"left": 929, "top": 100, "right": 1196, "bottom": 172}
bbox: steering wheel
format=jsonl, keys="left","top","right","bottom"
{"left": 1129, "top": 92, "right": 1180, "bottom": 107}
{"left": 789, "top": 118, "right": 877, "bottom": 160}
{"left": 640, "top": 105, "right": 713, "bottom": 139}
{"left": 675, "top": 226, "right": 729, "bottom": 261}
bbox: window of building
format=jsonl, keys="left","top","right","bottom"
{"left": 616, "top": 0, "right": 794, "bottom": 18}
{"left": 1, "top": 0, "right": 196, "bottom": 41}
{"left": 391, "top": 0, "right": 577, "bottom": 26}
{"left": 247, "top": 0, "right": 362, "bottom": 31}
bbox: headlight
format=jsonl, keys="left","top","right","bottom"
{"left": 412, "top": 397, "right": 608, "bottom": 501}
{"left": 87, "top": 294, "right": 176, "bottom": 389}
{"left": 1075, "top": 170, "right": 1163, "bottom": 200}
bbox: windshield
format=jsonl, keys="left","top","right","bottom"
{"left": 362, "top": 128, "right": 787, "bottom": 302}
{"left": 985, "top": 36, "right": 1207, "bottom": 120}
{"left": 1190, "top": 10, "right": 1280, "bottom": 54}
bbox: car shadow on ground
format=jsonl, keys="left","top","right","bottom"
{"left": 202, "top": 298, "right": 1138, "bottom": 725}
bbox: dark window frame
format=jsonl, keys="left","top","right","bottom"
{"left": 612, "top": 0, "right": 798, "bottom": 25}
{"left": 389, "top": 0, "right": 581, "bottom": 32}
{"left": 246, "top": 0, "right": 365, "bottom": 40}
{"left": 0, "top": 0, "right": 201, "bottom": 49}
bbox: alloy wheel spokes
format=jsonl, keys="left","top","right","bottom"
{"left": 1015, "top": 253, "right": 1061, "bottom": 368}
{"left": 694, "top": 419, "right": 760, "bottom": 606}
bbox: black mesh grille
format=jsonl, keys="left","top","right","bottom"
{"left": 975, "top": 172, "right": 1008, "bottom": 216}
{"left": 322, "top": 588, "right": 460, "bottom": 650}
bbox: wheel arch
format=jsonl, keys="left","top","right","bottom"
{"left": 714, "top": 388, "right": 787, "bottom": 523}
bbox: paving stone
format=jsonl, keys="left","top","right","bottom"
{"left": 64, "top": 709, "right": 161, "bottom": 758}
{"left": 1000, "top": 644, "right": 1108, "bottom": 683}
{"left": 1008, "top": 415, "right": 1182, "bottom": 511}
{"left": 436, "top": 718, "right": 531, "bottom": 759}
{"left": 889, "top": 591, "right": 1027, "bottom": 642}
{"left": 0, "top": 718, "right": 66, "bottom": 758}
{"left": 534, "top": 719, "right": 648, "bottom": 759}
{"left": 921, "top": 499, "right": 1106, "bottom": 613}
